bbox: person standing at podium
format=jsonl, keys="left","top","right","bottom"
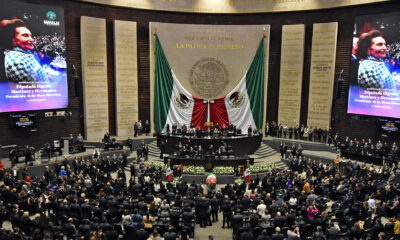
{"left": 76, "top": 133, "right": 84, "bottom": 152}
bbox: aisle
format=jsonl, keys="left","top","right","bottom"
{"left": 194, "top": 212, "right": 232, "bottom": 240}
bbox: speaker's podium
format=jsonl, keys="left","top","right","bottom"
{"left": 60, "top": 136, "right": 73, "bottom": 155}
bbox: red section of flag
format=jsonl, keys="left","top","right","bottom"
{"left": 209, "top": 97, "right": 229, "bottom": 128}
{"left": 166, "top": 167, "right": 172, "bottom": 181}
{"left": 244, "top": 167, "right": 251, "bottom": 183}
{"left": 190, "top": 96, "right": 207, "bottom": 129}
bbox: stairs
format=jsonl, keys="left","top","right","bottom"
{"left": 250, "top": 142, "right": 278, "bottom": 160}
{"left": 250, "top": 142, "right": 287, "bottom": 169}
{"left": 147, "top": 141, "right": 161, "bottom": 158}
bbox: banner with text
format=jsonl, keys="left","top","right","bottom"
{"left": 114, "top": 20, "right": 138, "bottom": 137}
{"left": 307, "top": 22, "right": 338, "bottom": 130}
{"left": 278, "top": 24, "right": 305, "bottom": 127}
{"left": 81, "top": 16, "right": 109, "bottom": 141}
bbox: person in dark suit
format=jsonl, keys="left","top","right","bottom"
{"left": 143, "top": 120, "right": 150, "bottom": 136}
{"left": 163, "top": 226, "right": 177, "bottom": 240}
{"left": 9, "top": 147, "right": 17, "bottom": 164}
{"left": 271, "top": 227, "right": 285, "bottom": 240}
{"left": 127, "top": 137, "right": 133, "bottom": 152}
{"left": 172, "top": 123, "right": 177, "bottom": 135}
{"left": 181, "top": 124, "right": 187, "bottom": 136}
{"left": 273, "top": 211, "right": 286, "bottom": 228}
{"left": 134, "top": 122, "right": 139, "bottom": 137}
{"left": 221, "top": 196, "right": 232, "bottom": 228}
{"left": 142, "top": 144, "right": 149, "bottom": 161}
{"left": 160, "top": 140, "right": 166, "bottom": 159}
{"left": 23, "top": 145, "right": 32, "bottom": 166}
{"left": 103, "top": 131, "right": 110, "bottom": 143}
{"left": 228, "top": 122, "right": 234, "bottom": 132}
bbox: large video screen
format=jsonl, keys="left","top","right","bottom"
{"left": 348, "top": 12, "right": 400, "bottom": 119}
{"left": 0, "top": 0, "right": 67, "bottom": 113}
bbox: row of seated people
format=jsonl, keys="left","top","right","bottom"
{"left": 172, "top": 141, "right": 235, "bottom": 158}
{"left": 338, "top": 136, "right": 400, "bottom": 160}
{"left": 164, "top": 122, "right": 262, "bottom": 138}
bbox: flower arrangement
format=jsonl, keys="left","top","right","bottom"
{"left": 152, "top": 162, "right": 168, "bottom": 171}
{"left": 182, "top": 165, "right": 206, "bottom": 175}
{"left": 234, "top": 177, "right": 244, "bottom": 184}
{"left": 171, "top": 177, "right": 181, "bottom": 186}
{"left": 212, "top": 166, "right": 235, "bottom": 175}
{"left": 249, "top": 163, "right": 276, "bottom": 173}
{"left": 150, "top": 162, "right": 278, "bottom": 175}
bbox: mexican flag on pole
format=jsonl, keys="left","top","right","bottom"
{"left": 154, "top": 34, "right": 265, "bottom": 133}
{"left": 244, "top": 166, "right": 251, "bottom": 183}
{"left": 218, "top": 37, "right": 265, "bottom": 132}
{"left": 166, "top": 166, "right": 172, "bottom": 181}
{"left": 154, "top": 34, "right": 198, "bottom": 133}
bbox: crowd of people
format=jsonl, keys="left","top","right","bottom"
{"left": 164, "top": 140, "right": 235, "bottom": 159}
{"left": 33, "top": 34, "right": 66, "bottom": 61}
{"left": 2, "top": 118, "right": 400, "bottom": 239}
{"left": 265, "top": 121, "right": 334, "bottom": 144}
{"left": 1, "top": 145, "right": 400, "bottom": 239}
{"left": 337, "top": 136, "right": 400, "bottom": 162}
{"left": 0, "top": 154, "right": 199, "bottom": 240}
{"left": 164, "top": 122, "right": 261, "bottom": 138}
{"left": 134, "top": 120, "right": 151, "bottom": 137}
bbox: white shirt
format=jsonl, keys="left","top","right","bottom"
{"left": 368, "top": 198, "right": 376, "bottom": 210}
{"left": 257, "top": 203, "right": 266, "bottom": 216}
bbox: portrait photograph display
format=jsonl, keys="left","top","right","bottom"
{"left": 0, "top": 0, "right": 67, "bottom": 113}
{"left": 348, "top": 11, "right": 400, "bottom": 118}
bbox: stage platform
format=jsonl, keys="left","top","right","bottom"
{"left": 157, "top": 134, "right": 262, "bottom": 155}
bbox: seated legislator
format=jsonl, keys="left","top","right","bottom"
{"left": 175, "top": 141, "right": 183, "bottom": 152}
{"left": 189, "top": 147, "right": 197, "bottom": 157}
{"left": 217, "top": 146, "right": 228, "bottom": 158}
{"left": 197, "top": 145, "right": 203, "bottom": 157}
{"left": 180, "top": 146, "right": 188, "bottom": 157}
{"left": 208, "top": 144, "right": 216, "bottom": 155}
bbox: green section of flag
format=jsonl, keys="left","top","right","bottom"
{"left": 154, "top": 34, "right": 174, "bottom": 133}
{"left": 245, "top": 37, "right": 265, "bottom": 130}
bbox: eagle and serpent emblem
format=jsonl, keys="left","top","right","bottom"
{"left": 189, "top": 57, "right": 229, "bottom": 99}
{"left": 228, "top": 91, "right": 246, "bottom": 108}
{"left": 174, "top": 93, "right": 193, "bottom": 109}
